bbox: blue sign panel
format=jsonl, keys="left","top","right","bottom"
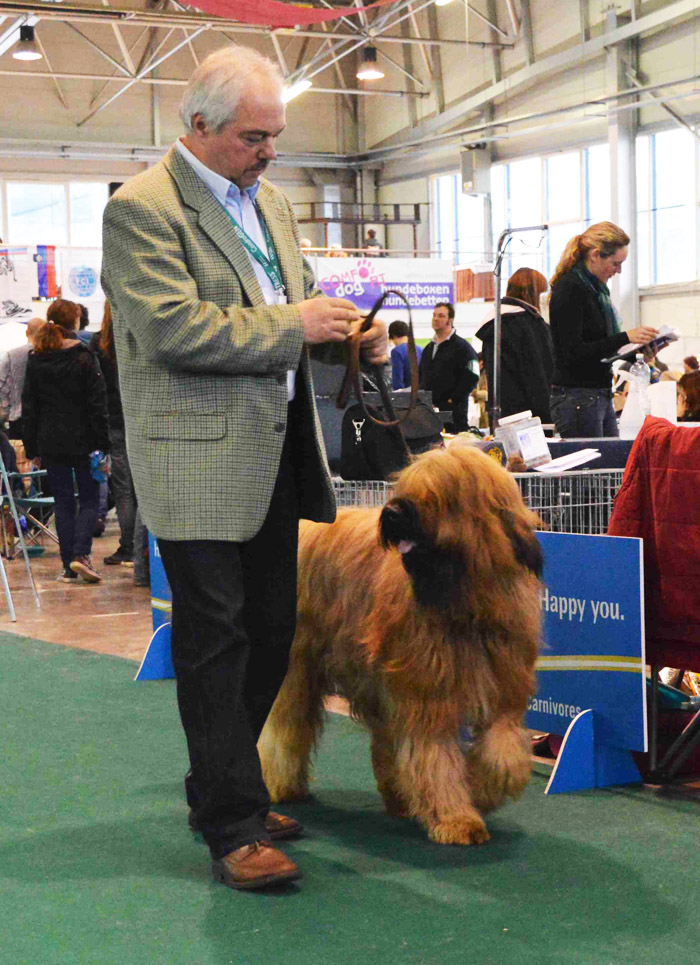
{"left": 148, "top": 532, "right": 171, "bottom": 633}
{"left": 526, "top": 532, "right": 646, "bottom": 752}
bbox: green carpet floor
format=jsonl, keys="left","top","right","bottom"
{"left": 2, "top": 632, "right": 700, "bottom": 965}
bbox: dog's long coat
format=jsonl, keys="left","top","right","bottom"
{"left": 259, "top": 444, "right": 542, "bottom": 845}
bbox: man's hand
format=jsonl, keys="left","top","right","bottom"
{"left": 356, "top": 317, "right": 388, "bottom": 366}
{"left": 299, "top": 297, "right": 361, "bottom": 344}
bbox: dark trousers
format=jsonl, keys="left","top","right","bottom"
{"left": 550, "top": 386, "right": 619, "bottom": 439}
{"left": 45, "top": 457, "right": 100, "bottom": 570}
{"left": 109, "top": 428, "right": 137, "bottom": 555}
{"left": 157, "top": 426, "right": 299, "bottom": 860}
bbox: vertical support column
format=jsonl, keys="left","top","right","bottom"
{"left": 606, "top": 8, "right": 639, "bottom": 327}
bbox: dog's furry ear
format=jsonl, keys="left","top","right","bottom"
{"left": 501, "top": 510, "right": 543, "bottom": 577}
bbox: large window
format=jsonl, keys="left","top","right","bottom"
{"left": 636, "top": 128, "right": 696, "bottom": 286}
{"left": 490, "top": 145, "right": 611, "bottom": 283}
{"left": 7, "top": 182, "right": 67, "bottom": 246}
{"left": 432, "top": 172, "right": 486, "bottom": 264}
{"left": 69, "top": 183, "right": 109, "bottom": 247}
{"left": 2, "top": 180, "right": 109, "bottom": 247}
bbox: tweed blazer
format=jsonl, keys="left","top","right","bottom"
{"left": 101, "top": 145, "right": 337, "bottom": 541}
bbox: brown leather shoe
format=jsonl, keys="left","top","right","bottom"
{"left": 212, "top": 842, "right": 301, "bottom": 891}
{"left": 265, "top": 812, "right": 303, "bottom": 840}
{"left": 188, "top": 809, "right": 303, "bottom": 841}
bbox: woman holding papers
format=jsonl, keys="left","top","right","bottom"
{"left": 548, "top": 222, "right": 657, "bottom": 438}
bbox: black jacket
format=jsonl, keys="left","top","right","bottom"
{"left": 89, "top": 331, "right": 124, "bottom": 432}
{"left": 476, "top": 298, "right": 555, "bottom": 423}
{"left": 418, "top": 331, "right": 478, "bottom": 410}
{"left": 22, "top": 343, "right": 110, "bottom": 460}
{"left": 549, "top": 270, "right": 629, "bottom": 389}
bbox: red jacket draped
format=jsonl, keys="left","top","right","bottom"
{"left": 608, "top": 417, "right": 700, "bottom": 667}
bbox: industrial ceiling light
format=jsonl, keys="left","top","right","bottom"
{"left": 282, "top": 79, "right": 312, "bottom": 104}
{"left": 13, "top": 25, "right": 42, "bottom": 61}
{"left": 356, "top": 46, "right": 384, "bottom": 81}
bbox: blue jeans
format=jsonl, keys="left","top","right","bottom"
{"left": 44, "top": 457, "right": 100, "bottom": 570}
{"left": 550, "top": 386, "right": 619, "bottom": 439}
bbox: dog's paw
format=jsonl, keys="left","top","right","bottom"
{"left": 428, "top": 817, "right": 490, "bottom": 846}
{"left": 468, "top": 730, "right": 533, "bottom": 812}
{"left": 470, "top": 760, "right": 531, "bottom": 812}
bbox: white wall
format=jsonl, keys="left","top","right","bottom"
{"left": 640, "top": 285, "right": 700, "bottom": 371}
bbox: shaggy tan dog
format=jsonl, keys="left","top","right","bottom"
{"left": 258, "top": 444, "right": 543, "bottom": 846}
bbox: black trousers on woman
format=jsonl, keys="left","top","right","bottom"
{"left": 157, "top": 422, "right": 299, "bottom": 860}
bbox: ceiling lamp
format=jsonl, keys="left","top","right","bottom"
{"left": 356, "top": 46, "right": 384, "bottom": 81}
{"left": 434, "top": 0, "right": 456, "bottom": 6}
{"left": 13, "top": 25, "right": 42, "bottom": 61}
{"left": 282, "top": 79, "right": 312, "bottom": 104}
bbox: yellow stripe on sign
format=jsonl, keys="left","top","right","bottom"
{"left": 151, "top": 598, "right": 172, "bottom": 612}
{"left": 537, "top": 654, "right": 642, "bottom": 673}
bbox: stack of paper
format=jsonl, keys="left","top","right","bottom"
{"left": 532, "top": 449, "right": 601, "bottom": 473}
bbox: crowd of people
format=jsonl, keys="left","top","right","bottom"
{"left": 0, "top": 297, "right": 149, "bottom": 586}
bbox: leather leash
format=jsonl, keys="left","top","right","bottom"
{"left": 336, "top": 289, "right": 419, "bottom": 428}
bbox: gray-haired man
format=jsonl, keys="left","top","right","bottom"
{"left": 102, "top": 45, "right": 386, "bottom": 891}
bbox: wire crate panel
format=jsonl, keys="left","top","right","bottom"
{"left": 332, "top": 469, "right": 624, "bottom": 535}
{"left": 331, "top": 479, "right": 393, "bottom": 508}
{"left": 513, "top": 469, "right": 624, "bottom": 535}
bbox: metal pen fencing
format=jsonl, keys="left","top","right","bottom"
{"left": 332, "top": 468, "right": 625, "bottom": 536}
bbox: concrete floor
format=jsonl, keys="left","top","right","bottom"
{"left": 0, "top": 514, "right": 153, "bottom": 662}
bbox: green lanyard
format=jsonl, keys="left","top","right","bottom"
{"left": 222, "top": 202, "right": 286, "bottom": 296}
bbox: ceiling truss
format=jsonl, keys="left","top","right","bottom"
{"left": 0, "top": 0, "right": 697, "bottom": 169}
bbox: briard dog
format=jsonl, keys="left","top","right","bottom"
{"left": 258, "top": 444, "right": 543, "bottom": 845}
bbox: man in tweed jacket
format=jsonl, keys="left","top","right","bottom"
{"left": 101, "top": 46, "right": 386, "bottom": 891}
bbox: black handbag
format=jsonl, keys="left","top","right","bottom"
{"left": 340, "top": 396, "right": 443, "bottom": 481}
{"left": 337, "top": 290, "right": 443, "bottom": 481}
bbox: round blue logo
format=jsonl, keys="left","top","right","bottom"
{"left": 68, "top": 265, "right": 98, "bottom": 298}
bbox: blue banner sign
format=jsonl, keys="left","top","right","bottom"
{"left": 526, "top": 532, "right": 646, "bottom": 752}
{"left": 148, "top": 532, "right": 171, "bottom": 633}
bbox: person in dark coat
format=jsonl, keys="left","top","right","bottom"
{"left": 419, "top": 302, "right": 478, "bottom": 431}
{"left": 22, "top": 307, "right": 109, "bottom": 583}
{"left": 90, "top": 303, "right": 149, "bottom": 584}
{"left": 476, "top": 268, "right": 554, "bottom": 425}
{"left": 548, "top": 222, "right": 658, "bottom": 438}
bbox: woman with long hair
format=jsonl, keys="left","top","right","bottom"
{"left": 21, "top": 301, "right": 109, "bottom": 583}
{"left": 90, "top": 302, "right": 143, "bottom": 575}
{"left": 549, "top": 222, "right": 658, "bottom": 437}
{"left": 476, "top": 267, "right": 554, "bottom": 423}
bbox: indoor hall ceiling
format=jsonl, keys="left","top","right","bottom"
{"left": 0, "top": 0, "right": 698, "bottom": 166}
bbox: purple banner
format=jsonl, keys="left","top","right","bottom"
{"left": 317, "top": 260, "right": 453, "bottom": 311}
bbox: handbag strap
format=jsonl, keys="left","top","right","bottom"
{"left": 336, "top": 289, "right": 419, "bottom": 428}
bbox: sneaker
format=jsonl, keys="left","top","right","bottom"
{"left": 56, "top": 569, "right": 78, "bottom": 583}
{"left": 70, "top": 555, "right": 102, "bottom": 583}
{"left": 133, "top": 576, "right": 150, "bottom": 587}
{"left": 104, "top": 549, "right": 134, "bottom": 566}
{"left": 93, "top": 518, "right": 106, "bottom": 538}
